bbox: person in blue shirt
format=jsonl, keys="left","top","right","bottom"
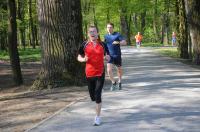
{"left": 104, "top": 23, "right": 127, "bottom": 91}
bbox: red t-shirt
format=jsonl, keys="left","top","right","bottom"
{"left": 78, "top": 41, "right": 108, "bottom": 77}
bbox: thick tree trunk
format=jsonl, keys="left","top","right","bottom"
{"left": 177, "top": 0, "right": 189, "bottom": 59}
{"left": 184, "top": 0, "right": 200, "bottom": 64}
{"left": 32, "top": 0, "right": 84, "bottom": 90}
{"left": 7, "top": 0, "right": 23, "bottom": 85}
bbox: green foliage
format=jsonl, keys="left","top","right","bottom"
{"left": 143, "top": 27, "right": 155, "bottom": 42}
{"left": 154, "top": 47, "right": 179, "bottom": 58}
{"left": 0, "top": 48, "right": 41, "bottom": 62}
{"left": 142, "top": 43, "right": 163, "bottom": 47}
{"left": 0, "top": 3, "right": 8, "bottom": 32}
{"left": 81, "top": 0, "right": 177, "bottom": 44}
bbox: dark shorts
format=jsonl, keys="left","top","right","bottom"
{"left": 136, "top": 42, "right": 141, "bottom": 45}
{"left": 108, "top": 55, "right": 122, "bottom": 67}
{"left": 86, "top": 72, "right": 105, "bottom": 104}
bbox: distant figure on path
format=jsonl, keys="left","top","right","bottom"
{"left": 172, "top": 32, "right": 176, "bottom": 46}
{"left": 77, "top": 26, "right": 110, "bottom": 126}
{"left": 135, "top": 32, "right": 143, "bottom": 48}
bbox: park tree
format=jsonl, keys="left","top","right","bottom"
{"left": 153, "top": 0, "right": 160, "bottom": 42}
{"left": 0, "top": 1, "right": 8, "bottom": 50}
{"left": 28, "top": 0, "right": 38, "bottom": 48}
{"left": 119, "top": 0, "right": 131, "bottom": 45}
{"left": 177, "top": 0, "right": 189, "bottom": 59}
{"left": 17, "top": 0, "right": 27, "bottom": 49}
{"left": 184, "top": 0, "right": 200, "bottom": 64}
{"left": 7, "top": 0, "right": 23, "bottom": 85}
{"left": 31, "top": 0, "right": 84, "bottom": 90}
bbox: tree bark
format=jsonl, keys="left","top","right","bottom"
{"left": 17, "top": 0, "right": 26, "bottom": 49}
{"left": 184, "top": 0, "right": 200, "bottom": 64}
{"left": 132, "top": 13, "right": 138, "bottom": 31}
{"left": 141, "top": 10, "right": 146, "bottom": 35}
{"left": 119, "top": 0, "right": 130, "bottom": 45}
{"left": 153, "top": 0, "right": 160, "bottom": 42}
{"left": 7, "top": 0, "right": 23, "bottom": 85}
{"left": 32, "top": 0, "right": 84, "bottom": 90}
{"left": 0, "top": 3, "right": 8, "bottom": 51}
{"left": 29, "top": 0, "right": 36, "bottom": 49}
{"left": 177, "top": 0, "right": 189, "bottom": 59}
{"left": 162, "top": 0, "right": 170, "bottom": 45}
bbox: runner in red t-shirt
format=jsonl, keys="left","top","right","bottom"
{"left": 77, "top": 26, "right": 110, "bottom": 126}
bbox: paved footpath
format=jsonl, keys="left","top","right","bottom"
{"left": 28, "top": 47, "right": 200, "bottom": 132}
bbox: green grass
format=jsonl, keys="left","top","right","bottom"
{"left": 154, "top": 47, "right": 179, "bottom": 58}
{"left": 141, "top": 42, "right": 163, "bottom": 47}
{"left": 0, "top": 47, "right": 41, "bottom": 62}
{"left": 130, "top": 42, "right": 163, "bottom": 47}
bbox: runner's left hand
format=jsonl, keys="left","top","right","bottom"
{"left": 112, "top": 41, "right": 120, "bottom": 45}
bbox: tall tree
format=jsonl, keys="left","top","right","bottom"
{"left": 32, "top": 0, "right": 84, "bottom": 90}
{"left": 153, "top": 0, "right": 160, "bottom": 42}
{"left": 140, "top": 10, "right": 146, "bottom": 35}
{"left": 184, "top": 0, "right": 200, "bottom": 64}
{"left": 0, "top": 1, "right": 8, "bottom": 51}
{"left": 162, "top": 0, "right": 170, "bottom": 45}
{"left": 7, "top": 0, "right": 23, "bottom": 85}
{"left": 177, "top": 0, "right": 189, "bottom": 59}
{"left": 119, "top": 0, "right": 130, "bottom": 45}
{"left": 17, "top": 0, "right": 27, "bottom": 49}
{"left": 29, "top": 0, "right": 36, "bottom": 48}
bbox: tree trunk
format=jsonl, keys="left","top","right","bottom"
{"left": 177, "top": 0, "right": 189, "bottom": 59}
{"left": 184, "top": 0, "right": 200, "bottom": 64}
{"left": 29, "top": 0, "right": 36, "bottom": 49}
{"left": 153, "top": 0, "right": 160, "bottom": 42}
{"left": 32, "top": 0, "right": 84, "bottom": 90}
{"left": 188, "top": 31, "right": 192, "bottom": 59}
{"left": 161, "top": 18, "right": 165, "bottom": 45}
{"left": 163, "top": 0, "right": 170, "bottom": 45}
{"left": 132, "top": 13, "right": 138, "bottom": 31}
{"left": 7, "top": 0, "right": 23, "bottom": 85}
{"left": 93, "top": 6, "right": 98, "bottom": 30}
{"left": 120, "top": 14, "right": 129, "bottom": 44}
{"left": 141, "top": 11, "right": 146, "bottom": 35}
{"left": 17, "top": 0, "right": 26, "bottom": 49}
{"left": 0, "top": 30, "right": 7, "bottom": 51}
{"left": 119, "top": 1, "right": 130, "bottom": 45}
{"left": 0, "top": 6, "right": 8, "bottom": 51}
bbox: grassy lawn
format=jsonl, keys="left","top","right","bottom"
{"left": 141, "top": 42, "right": 163, "bottom": 47}
{"left": 154, "top": 47, "right": 179, "bottom": 58}
{"left": 0, "top": 47, "right": 41, "bottom": 62}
